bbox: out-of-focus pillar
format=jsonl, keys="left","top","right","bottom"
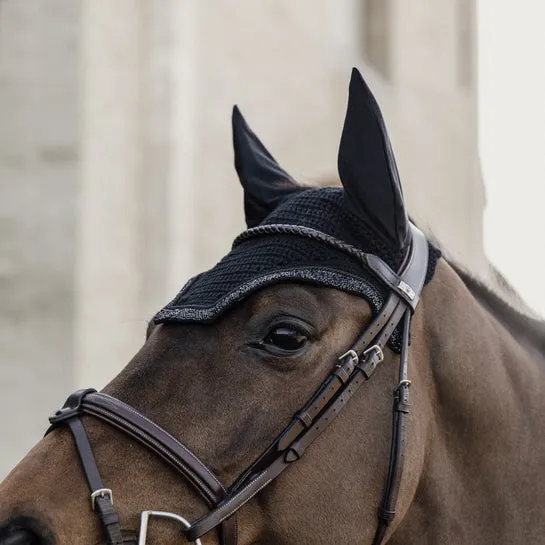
{"left": 75, "top": 1, "right": 143, "bottom": 387}
{"left": 75, "top": 1, "right": 200, "bottom": 388}
{"left": 165, "top": 0, "right": 198, "bottom": 294}
{"left": 391, "top": 0, "right": 486, "bottom": 275}
{"left": 0, "top": 0, "right": 80, "bottom": 478}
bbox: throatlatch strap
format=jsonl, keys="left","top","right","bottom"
{"left": 372, "top": 309, "right": 412, "bottom": 545}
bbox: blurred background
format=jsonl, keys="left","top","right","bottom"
{"left": 0, "top": 1, "right": 543, "bottom": 478}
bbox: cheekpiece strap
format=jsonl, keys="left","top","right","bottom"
{"left": 48, "top": 390, "right": 123, "bottom": 545}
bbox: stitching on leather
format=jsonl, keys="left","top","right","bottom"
{"left": 93, "top": 395, "right": 225, "bottom": 491}
{"left": 84, "top": 406, "right": 221, "bottom": 501}
{"left": 190, "top": 472, "right": 272, "bottom": 538}
{"left": 215, "top": 477, "right": 273, "bottom": 527}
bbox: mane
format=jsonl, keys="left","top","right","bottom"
{"left": 419, "top": 227, "right": 544, "bottom": 353}
{"left": 449, "top": 258, "right": 545, "bottom": 354}
{"left": 456, "top": 262, "right": 544, "bottom": 335}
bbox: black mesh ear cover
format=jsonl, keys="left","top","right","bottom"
{"left": 338, "top": 69, "right": 409, "bottom": 251}
{"left": 232, "top": 106, "right": 307, "bottom": 228}
{"left": 154, "top": 187, "right": 441, "bottom": 353}
{"left": 156, "top": 71, "right": 442, "bottom": 351}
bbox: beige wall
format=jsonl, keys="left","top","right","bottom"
{"left": 0, "top": 0, "right": 80, "bottom": 479}
{"left": 0, "top": 0, "right": 483, "bottom": 478}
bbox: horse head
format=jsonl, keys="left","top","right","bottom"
{"left": 3, "top": 68, "right": 541, "bottom": 545}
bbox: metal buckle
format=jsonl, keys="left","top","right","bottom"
{"left": 362, "top": 344, "right": 384, "bottom": 363}
{"left": 336, "top": 349, "right": 359, "bottom": 366}
{"left": 394, "top": 379, "right": 412, "bottom": 395}
{"left": 90, "top": 488, "right": 113, "bottom": 511}
{"left": 138, "top": 511, "right": 202, "bottom": 545}
{"left": 357, "top": 345, "right": 385, "bottom": 379}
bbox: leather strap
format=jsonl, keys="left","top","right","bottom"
{"left": 274, "top": 293, "right": 400, "bottom": 452}
{"left": 49, "top": 392, "right": 237, "bottom": 545}
{"left": 81, "top": 393, "right": 227, "bottom": 505}
{"left": 81, "top": 393, "right": 238, "bottom": 545}
{"left": 49, "top": 407, "right": 123, "bottom": 545}
{"left": 185, "top": 298, "right": 409, "bottom": 542}
{"left": 369, "top": 226, "right": 428, "bottom": 544}
{"left": 372, "top": 309, "right": 412, "bottom": 545}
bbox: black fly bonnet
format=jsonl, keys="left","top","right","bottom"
{"left": 155, "top": 88, "right": 440, "bottom": 349}
{"left": 155, "top": 188, "right": 439, "bottom": 350}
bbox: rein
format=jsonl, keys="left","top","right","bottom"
{"left": 47, "top": 223, "right": 429, "bottom": 545}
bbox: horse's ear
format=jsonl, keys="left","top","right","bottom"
{"left": 338, "top": 68, "right": 410, "bottom": 250}
{"left": 232, "top": 106, "right": 301, "bottom": 227}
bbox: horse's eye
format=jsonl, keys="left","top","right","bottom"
{"left": 263, "top": 326, "right": 308, "bottom": 352}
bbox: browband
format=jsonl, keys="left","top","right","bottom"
{"left": 233, "top": 223, "right": 428, "bottom": 310}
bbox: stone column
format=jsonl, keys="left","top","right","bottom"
{"left": 75, "top": 1, "right": 143, "bottom": 387}
{"left": 75, "top": 0, "right": 200, "bottom": 388}
{"left": 164, "top": 0, "right": 198, "bottom": 294}
{"left": 0, "top": 0, "right": 80, "bottom": 478}
{"left": 391, "top": 0, "right": 486, "bottom": 275}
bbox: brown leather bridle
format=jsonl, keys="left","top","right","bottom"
{"left": 47, "top": 223, "right": 429, "bottom": 545}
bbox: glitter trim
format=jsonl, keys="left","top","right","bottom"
{"left": 154, "top": 266, "right": 382, "bottom": 322}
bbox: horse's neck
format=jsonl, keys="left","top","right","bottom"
{"left": 400, "top": 260, "right": 545, "bottom": 544}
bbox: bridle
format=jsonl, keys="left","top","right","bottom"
{"left": 47, "top": 222, "right": 429, "bottom": 545}
{"left": 48, "top": 223, "right": 428, "bottom": 544}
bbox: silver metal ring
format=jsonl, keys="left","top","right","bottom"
{"left": 138, "top": 510, "right": 202, "bottom": 545}
{"left": 397, "top": 379, "right": 412, "bottom": 389}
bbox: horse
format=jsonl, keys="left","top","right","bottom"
{"left": 1, "top": 68, "right": 544, "bottom": 545}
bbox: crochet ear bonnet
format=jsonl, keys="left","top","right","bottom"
{"left": 154, "top": 69, "right": 440, "bottom": 351}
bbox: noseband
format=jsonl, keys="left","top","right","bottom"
{"left": 47, "top": 223, "right": 429, "bottom": 545}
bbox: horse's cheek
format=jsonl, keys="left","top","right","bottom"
{"left": 0, "top": 429, "right": 99, "bottom": 544}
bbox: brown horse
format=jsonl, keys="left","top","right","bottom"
{"left": 1, "top": 68, "right": 544, "bottom": 545}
